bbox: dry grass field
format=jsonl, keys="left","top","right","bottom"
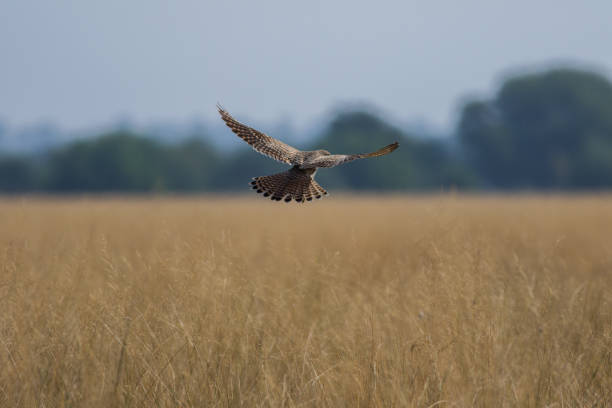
{"left": 0, "top": 196, "right": 611, "bottom": 407}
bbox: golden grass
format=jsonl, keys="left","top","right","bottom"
{"left": 0, "top": 195, "right": 611, "bottom": 407}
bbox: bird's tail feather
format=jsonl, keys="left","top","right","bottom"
{"left": 251, "top": 168, "right": 327, "bottom": 202}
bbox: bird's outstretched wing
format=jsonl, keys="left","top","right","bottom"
{"left": 217, "top": 105, "right": 301, "bottom": 165}
{"left": 308, "top": 142, "right": 399, "bottom": 168}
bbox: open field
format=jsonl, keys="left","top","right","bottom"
{"left": 0, "top": 196, "right": 611, "bottom": 407}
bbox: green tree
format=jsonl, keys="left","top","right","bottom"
{"left": 164, "top": 138, "right": 220, "bottom": 191}
{"left": 46, "top": 132, "right": 222, "bottom": 192}
{"left": 0, "top": 156, "right": 36, "bottom": 192}
{"left": 458, "top": 68, "right": 612, "bottom": 189}
{"left": 312, "top": 111, "right": 475, "bottom": 190}
{"left": 47, "top": 132, "right": 167, "bottom": 192}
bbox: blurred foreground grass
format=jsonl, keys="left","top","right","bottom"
{"left": 0, "top": 196, "right": 611, "bottom": 407}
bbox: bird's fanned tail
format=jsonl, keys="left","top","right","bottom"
{"left": 251, "top": 167, "right": 327, "bottom": 202}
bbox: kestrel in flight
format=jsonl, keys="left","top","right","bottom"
{"left": 218, "top": 105, "right": 399, "bottom": 202}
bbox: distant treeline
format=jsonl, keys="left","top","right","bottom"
{"left": 2, "top": 68, "right": 612, "bottom": 193}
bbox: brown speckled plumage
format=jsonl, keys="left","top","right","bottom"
{"left": 218, "top": 105, "right": 398, "bottom": 202}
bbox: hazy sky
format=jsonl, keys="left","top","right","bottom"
{"left": 2, "top": 0, "right": 612, "bottom": 132}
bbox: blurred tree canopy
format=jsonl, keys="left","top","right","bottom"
{"left": 2, "top": 67, "right": 612, "bottom": 193}
{"left": 0, "top": 156, "right": 36, "bottom": 192}
{"left": 458, "top": 68, "right": 612, "bottom": 189}
{"left": 313, "top": 112, "right": 475, "bottom": 190}
{"left": 36, "top": 133, "right": 217, "bottom": 193}
{"left": 0, "top": 113, "right": 474, "bottom": 193}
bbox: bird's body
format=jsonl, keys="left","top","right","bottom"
{"left": 218, "top": 105, "right": 399, "bottom": 202}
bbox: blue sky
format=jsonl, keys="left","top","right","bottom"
{"left": 2, "top": 0, "right": 612, "bottom": 133}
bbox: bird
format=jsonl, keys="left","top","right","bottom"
{"left": 217, "top": 104, "right": 399, "bottom": 202}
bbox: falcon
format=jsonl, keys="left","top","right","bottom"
{"left": 218, "top": 105, "right": 399, "bottom": 202}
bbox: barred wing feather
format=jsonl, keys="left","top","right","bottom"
{"left": 217, "top": 105, "right": 302, "bottom": 165}
{"left": 308, "top": 142, "right": 399, "bottom": 168}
